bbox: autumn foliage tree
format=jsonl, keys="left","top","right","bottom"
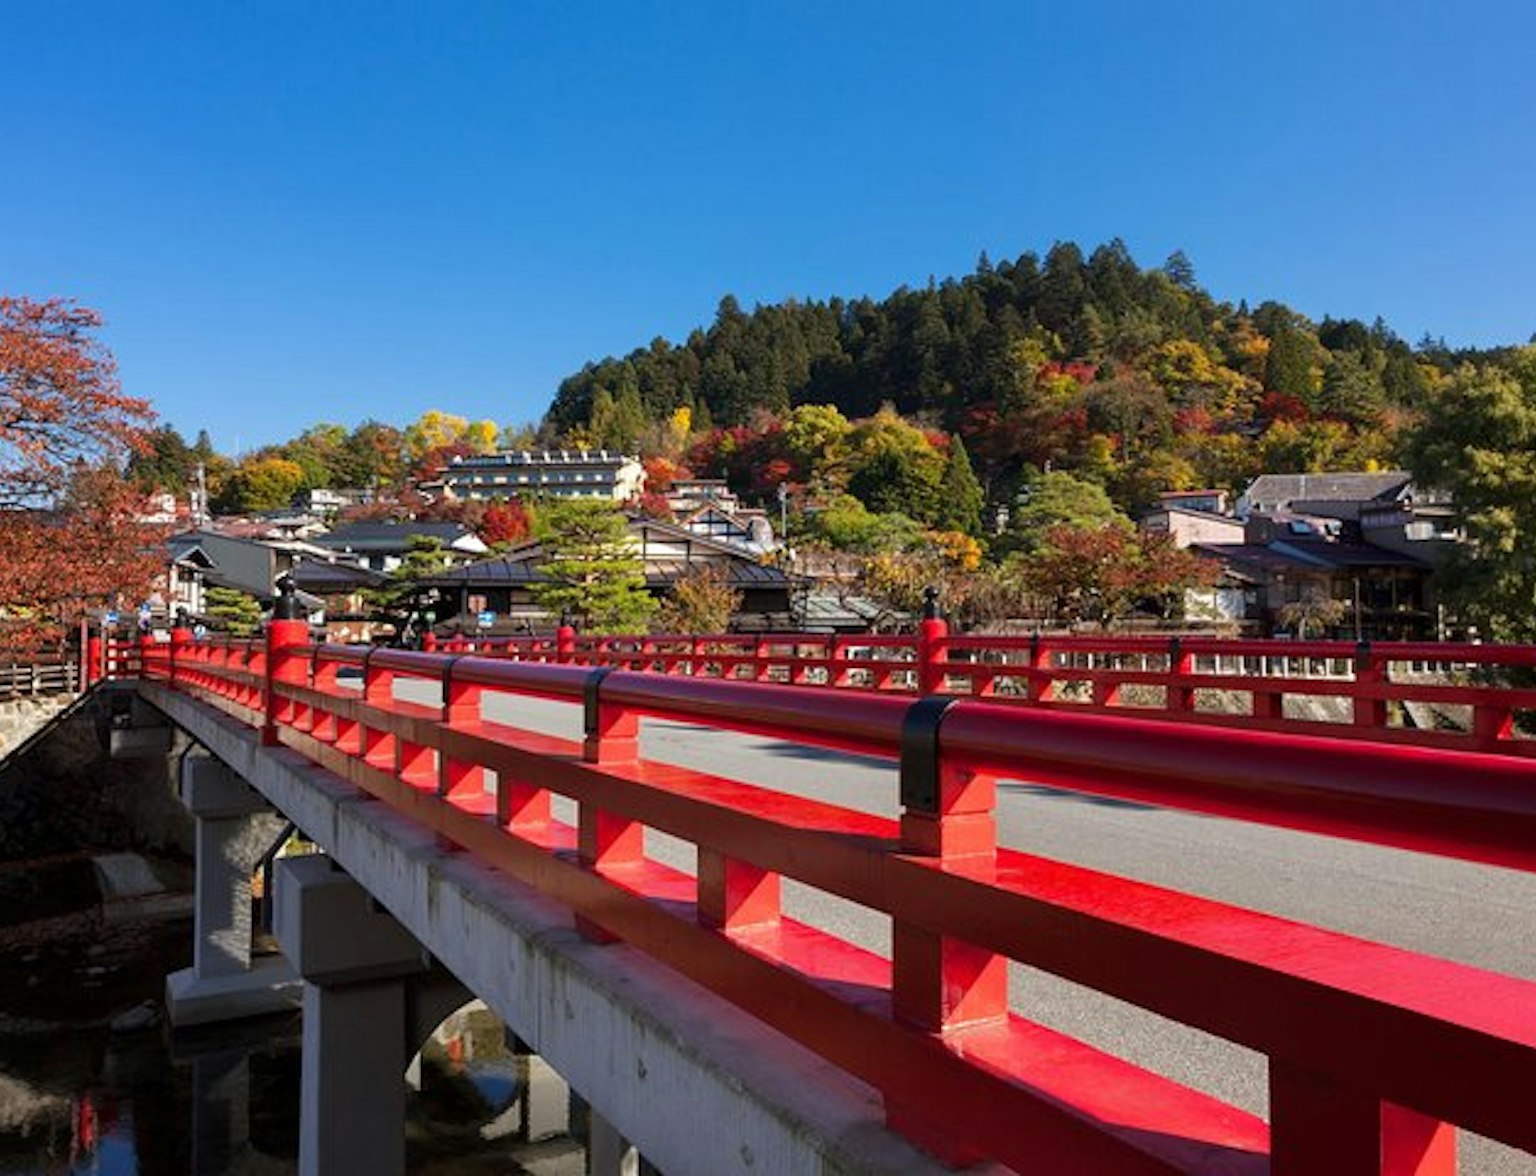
{"left": 0, "top": 466, "right": 167, "bottom": 651}
{"left": 478, "top": 498, "right": 532, "bottom": 547}
{"left": 653, "top": 563, "right": 741, "bottom": 633}
{"left": 1013, "top": 524, "right": 1216, "bottom": 628}
{"left": 1, "top": 298, "right": 152, "bottom": 507}
{"left": 0, "top": 299, "right": 160, "bottom": 651}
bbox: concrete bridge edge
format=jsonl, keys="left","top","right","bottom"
{"left": 137, "top": 682, "right": 977, "bottom": 1176}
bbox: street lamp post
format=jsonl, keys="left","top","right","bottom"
{"left": 777, "top": 482, "right": 788, "bottom": 551}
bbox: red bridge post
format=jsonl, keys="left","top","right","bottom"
{"left": 1353, "top": 641, "right": 1388, "bottom": 730}
{"left": 264, "top": 575, "right": 309, "bottom": 747}
{"left": 86, "top": 630, "right": 103, "bottom": 686}
{"left": 169, "top": 611, "right": 193, "bottom": 692}
{"left": 890, "top": 694, "right": 1005, "bottom": 1164}
{"left": 439, "top": 657, "right": 484, "bottom": 801}
{"left": 1168, "top": 635, "right": 1194, "bottom": 713}
{"left": 1270, "top": 1061, "right": 1455, "bottom": 1175}
{"left": 916, "top": 586, "right": 949, "bottom": 696}
{"left": 138, "top": 624, "right": 156, "bottom": 681}
{"left": 577, "top": 666, "right": 641, "bottom": 944}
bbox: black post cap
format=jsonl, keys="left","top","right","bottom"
{"left": 273, "top": 572, "right": 304, "bottom": 620}
{"left": 922, "top": 585, "right": 941, "bottom": 620}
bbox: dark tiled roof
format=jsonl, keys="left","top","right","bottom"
{"left": 642, "top": 559, "right": 790, "bottom": 587}
{"left": 1192, "top": 543, "right": 1330, "bottom": 574}
{"left": 420, "top": 558, "right": 548, "bottom": 588}
{"left": 1275, "top": 538, "right": 1430, "bottom": 570}
{"left": 1194, "top": 540, "right": 1429, "bottom": 574}
{"left": 1244, "top": 472, "right": 1413, "bottom": 507}
{"left": 290, "top": 561, "right": 387, "bottom": 590}
{"left": 316, "top": 521, "right": 475, "bottom": 552}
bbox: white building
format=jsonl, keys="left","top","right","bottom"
{"left": 436, "top": 450, "right": 645, "bottom": 502}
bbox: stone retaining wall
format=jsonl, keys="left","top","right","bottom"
{"left": 0, "top": 688, "right": 192, "bottom": 863}
{"left": 0, "top": 695, "right": 78, "bottom": 760}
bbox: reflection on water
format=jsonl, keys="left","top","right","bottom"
{"left": 0, "top": 923, "right": 582, "bottom": 1174}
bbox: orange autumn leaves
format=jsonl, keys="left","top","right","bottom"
{"left": 1, "top": 298, "right": 161, "bottom": 650}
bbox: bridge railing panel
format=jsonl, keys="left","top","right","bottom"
{"left": 423, "top": 626, "right": 1536, "bottom": 753}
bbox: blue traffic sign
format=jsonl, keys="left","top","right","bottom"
{"left": 477, "top": 610, "right": 495, "bottom": 628}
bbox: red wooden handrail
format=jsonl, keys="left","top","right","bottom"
{"left": 125, "top": 622, "right": 1536, "bottom": 1172}
{"left": 407, "top": 627, "right": 1536, "bottom": 757}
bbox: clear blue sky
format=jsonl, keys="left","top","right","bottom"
{"left": 4, "top": 1, "right": 1533, "bottom": 452}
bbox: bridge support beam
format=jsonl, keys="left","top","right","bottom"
{"left": 275, "top": 852, "right": 472, "bottom": 1176}
{"left": 166, "top": 753, "right": 301, "bottom": 1026}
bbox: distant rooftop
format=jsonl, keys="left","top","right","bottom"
{"left": 449, "top": 449, "right": 637, "bottom": 466}
{"left": 1243, "top": 471, "right": 1413, "bottom": 508}
{"left": 315, "top": 520, "right": 480, "bottom": 552}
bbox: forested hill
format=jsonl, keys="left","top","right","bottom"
{"left": 545, "top": 240, "right": 1509, "bottom": 509}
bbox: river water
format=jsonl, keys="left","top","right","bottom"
{"left": 0, "top": 906, "right": 584, "bottom": 1174}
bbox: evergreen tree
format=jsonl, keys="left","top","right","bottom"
{"left": 204, "top": 585, "right": 263, "bottom": 635}
{"left": 587, "top": 389, "right": 617, "bottom": 446}
{"left": 1317, "top": 352, "right": 1386, "bottom": 424}
{"left": 934, "top": 435, "right": 984, "bottom": 537}
{"left": 1162, "top": 250, "right": 1197, "bottom": 290}
{"left": 1264, "top": 325, "right": 1315, "bottom": 400}
{"left": 366, "top": 536, "right": 452, "bottom": 632}
{"left": 531, "top": 500, "right": 655, "bottom": 633}
{"left": 128, "top": 425, "right": 195, "bottom": 493}
{"left": 1037, "top": 241, "right": 1088, "bottom": 340}
{"left": 609, "top": 381, "right": 647, "bottom": 451}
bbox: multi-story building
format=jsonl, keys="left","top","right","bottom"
{"left": 433, "top": 450, "right": 645, "bottom": 502}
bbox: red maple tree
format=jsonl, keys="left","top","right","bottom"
{"left": 478, "top": 498, "right": 532, "bottom": 546}
{"left": 1, "top": 298, "right": 153, "bottom": 507}
{"left": 1, "top": 298, "right": 160, "bottom": 652}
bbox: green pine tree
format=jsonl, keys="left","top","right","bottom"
{"left": 530, "top": 500, "right": 656, "bottom": 634}
{"left": 365, "top": 535, "right": 451, "bottom": 631}
{"left": 1264, "top": 325, "right": 1315, "bottom": 401}
{"left": 934, "top": 435, "right": 984, "bottom": 537}
{"left": 204, "top": 585, "right": 263, "bottom": 636}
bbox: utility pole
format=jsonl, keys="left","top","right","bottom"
{"left": 777, "top": 482, "right": 789, "bottom": 556}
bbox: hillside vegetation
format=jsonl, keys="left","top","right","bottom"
{"left": 545, "top": 240, "right": 1508, "bottom": 516}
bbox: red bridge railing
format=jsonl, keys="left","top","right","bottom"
{"left": 125, "top": 618, "right": 1536, "bottom": 1173}
{"left": 427, "top": 623, "right": 1536, "bottom": 757}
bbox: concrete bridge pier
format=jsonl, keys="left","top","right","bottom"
{"left": 274, "top": 853, "right": 471, "bottom": 1176}
{"left": 166, "top": 752, "right": 301, "bottom": 1026}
